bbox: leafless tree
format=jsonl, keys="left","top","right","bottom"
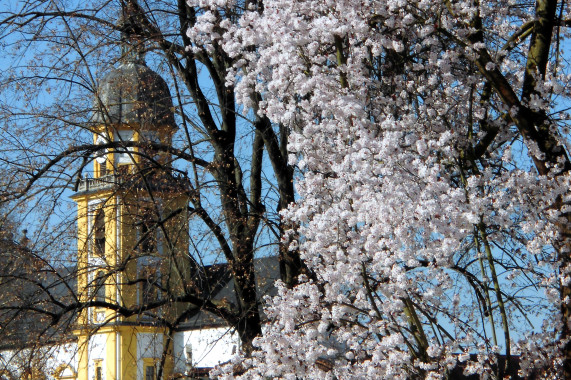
{"left": 0, "top": 0, "right": 305, "bottom": 372}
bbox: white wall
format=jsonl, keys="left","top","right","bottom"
{"left": 47, "top": 343, "right": 78, "bottom": 379}
{"left": 136, "top": 332, "right": 163, "bottom": 380}
{"left": 172, "top": 327, "right": 240, "bottom": 372}
{"left": 87, "top": 333, "right": 107, "bottom": 380}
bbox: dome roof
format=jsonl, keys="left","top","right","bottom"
{"left": 93, "top": 61, "right": 176, "bottom": 130}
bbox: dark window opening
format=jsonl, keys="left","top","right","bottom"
{"left": 99, "top": 159, "right": 107, "bottom": 177}
{"left": 95, "top": 365, "right": 102, "bottom": 380}
{"left": 145, "top": 365, "right": 155, "bottom": 380}
{"left": 94, "top": 208, "right": 105, "bottom": 257}
{"left": 95, "top": 271, "right": 106, "bottom": 302}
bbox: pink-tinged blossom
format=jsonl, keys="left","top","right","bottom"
{"left": 200, "top": 0, "right": 571, "bottom": 378}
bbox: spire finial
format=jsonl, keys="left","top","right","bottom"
{"left": 118, "top": 2, "right": 146, "bottom": 64}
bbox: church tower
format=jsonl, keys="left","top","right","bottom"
{"left": 71, "top": 20, "right": 190, "bottom": 380}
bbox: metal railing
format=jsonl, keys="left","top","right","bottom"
{"left": 76, "top": 171, "right": 188, "bottom": 193}
{"left": 77, "top": 175, "right": 121, "bottom": 192}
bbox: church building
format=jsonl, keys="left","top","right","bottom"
{"left": 0, "top": 23, "right": 277, "bottom": 380}
{"left": 70, "top": 43, "right": 213, "bottom": 380}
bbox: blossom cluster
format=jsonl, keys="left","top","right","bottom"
{"left": 186, "top": 0, "right": 571, "bottom": 378}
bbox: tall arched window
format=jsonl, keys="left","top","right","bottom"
{"left": 94, "top": 208, "right": 105, "bottom": 257}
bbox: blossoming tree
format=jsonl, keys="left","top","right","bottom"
{"left": 187, "top": 0, "right": 571, "bottom": 378}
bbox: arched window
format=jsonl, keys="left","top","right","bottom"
{"left": 53, "top": 364, "right": 77, "bottom": 380}
{"left": 94, "top": 208, "right": 105, "bottom": 257}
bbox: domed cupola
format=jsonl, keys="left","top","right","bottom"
{"left": 92, "top": 5, "right": 176, "bottom": 132}
{"left": 86, "top": 10, "right": 178, "bottom": 180}
{"left": 93, "top": 58, "right": 176, "bottom": 131}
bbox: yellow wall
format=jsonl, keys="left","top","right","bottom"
{"left": 72, "top": 123, "right": 187, "bottom": 380}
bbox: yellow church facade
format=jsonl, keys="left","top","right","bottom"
{"left": 67, "top": 45, "right": 188, "bottom": 379}
{"left": 63, "top": 50, "right": 240, "bottom": 379}
{"left": 0, "top": 52, "right": 243, "bottom": 380}
{"left": 71, "top": 129, "right": 189, "bottom": 380}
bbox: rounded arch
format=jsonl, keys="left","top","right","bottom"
{"left": 52, "top": 364, "right": 77, "bottom": 380}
